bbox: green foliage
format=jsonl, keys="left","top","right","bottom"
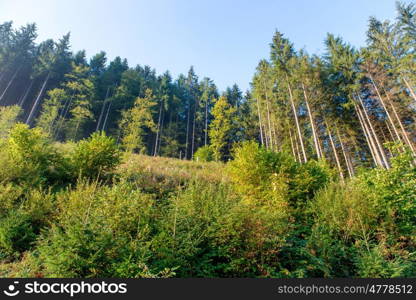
{"left": 36, "top": 88, "right": 66, "bottom": 135}
{"left": 308, "top": 150, "right": 416, "bottom": 277}
{"left": 69, "top": 131, "right": 121, "bottom": 179}
{"left": 35, "top": 181, "right": 173, "bottom": 278}
{"left": 209, "top": 96, "right": 237, "bottom": 161}
{"left": 0, "top": 105, "right": 22, "bottom": 138}
{"left": 119, "top": 89, "right": 156, "bottom": 154}
{"left": 0, "top": 123, "right": 65, "bottom": 186}
{"left": 0, "top": 211, "right": 36, "bottom": 259}
{"left": 193, "top": 145, "right": 214, "bottom": 162}
{"left": 227, "top": 141, "right": 332, "bottom": 207}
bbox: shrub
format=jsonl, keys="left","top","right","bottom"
{"left": 35, "top": 181, "right": 169, "bottom": 277}
{"left": 0, "top": 210, "right": 36, "bottom": 259}
{"left": 0, "top": 105, "right": 22, "bottom": 138}
{"left": 355, "top": 245, "right": 416, "bottom": 278}
{"left": 0, "top": 124, "right": 65, "bottom": 186}
{"left": 151, "top": 181, "right": 238, "bottom": 276}
{"left": 69, "top": 131, "right": 121, "bottom": 180}
{"left": 193, "top": 145, "right": 214, "bottom": 162}
{"left": 227, "top": 141, "right": 331, "bottom": 207}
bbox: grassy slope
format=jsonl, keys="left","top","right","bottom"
{"left": 118, "top": 154, "right": 228, "bottom": 192}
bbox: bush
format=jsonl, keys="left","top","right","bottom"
{"left": 355, "top": 245, "right": 416, "bottom": 278}
{"left": 193, "top": 145, "right": 214, "bottom": 162}
{"left": 0, "top": 105, "right": 22, "bottom": 138}
{"left": 35, "top": 181, "right": 172, "bottom": 277}
{"left": 0, "top": 210, "right": 36, "bottom": 259}
{"left": 151, "top": 181, "right": 238, "bottom": 277}
{"left": 307, "top": 149, "right": 416, "bottom": 277}
{"left": 0, "top": 124, "right": 66, "bottom": 186}
{"left": 227, "top": 141, "right": 331, "bottom": 207}
{"left": 69, "top": 131, "right": 121, "bottom": 180}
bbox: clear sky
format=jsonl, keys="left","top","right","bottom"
{"left": 0, "top": 0, "right": 412, "bottom": 91}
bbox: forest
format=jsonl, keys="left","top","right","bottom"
{"left": 0, "top": 2, "right": 415, "bottom": 278}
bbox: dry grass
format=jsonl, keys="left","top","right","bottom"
{"left": 116, "top": 154, "right": 229, "bottom": 194}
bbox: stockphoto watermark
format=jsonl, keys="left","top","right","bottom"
{"left": 2, "top": 280, "right": 127, "bottom": 297}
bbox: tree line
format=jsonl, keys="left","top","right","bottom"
{"left": 250, "top": 1, "right": 416, "bottom": 178}
{"left": 0, "top": 1, "right": 415, "bottom": 175}
{"left": 0, "top": 21, "right": 249, "bottom": 160}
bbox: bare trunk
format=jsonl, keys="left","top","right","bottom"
{"left": 384, "top": 88, "right": 416, "bottom": 156}
{"left": 204, "top": 97, "right": 208, "bottom": 146}
{"left": 265, "top": 96, "right": 273, "bottom": 150}
{"left": 26, "top": 72, "right": 50, "bottom": 125}
{"left": 402, "top": 76, "right": 416, "bottom": 103}
{"left": 286, "top": 75, "right": 307, "bottom": 163}
{"left": 154, "top": 100, "right": 163, "bottom": 156}
{"left": 158, "top": 110, "right": 164, "bottom": 155}
{"left": 256, "top": 97, "right": 264, "bottom": 146}
{"left": 357, "top": 94, "right": 390, "bottom": 169}
{"left": 18, "top": 80, "right": 34, "bottom": 106}
{"left": 185, "top": 100, "right": 190, "bottom": 159}
{"left": 0, "top": 66, "right": 21, "bottom": 104}
{"left": 385, "top": 120, "right": 397, "bottom": 143}
{"left": 0, "top": 66, "right": 22, "bottom": 103}
{"left": 102, "top": 98, "right": 112, "bottom": 132}
{"left": 293, "top": 126, "right": 302, "bottom": 163}
{"left": 261, "top": 79, "right": 273, "bottom": 149}
{"left": 53, "top": 93, "right": 75, "bottom": 139}
{"left": 191, "top": 98, "right": 198, "bottom": 159}
{"left": 302, "top": 83, "right": 321, "bottom": 159}
{"left": 336, "top": 127, "right": 353, "bottom": 178}
{"left": 272, "top": 122, "right": 278, "bottom": 152}
{"left": 96, "top": 87, "right": 110, "bottom": 131}
{"left": 355, "top": 103, "right": 381, "bottom": 167}
{"left": 289, "top": 129, "right": 297, "bottom": 161}
{"left": 369, "top": 75, "right": 401, "bottom": 142}
{"left": 326, "top": 121, "right": 344, "bottom": 182}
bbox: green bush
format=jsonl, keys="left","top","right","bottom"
{"left": 193, "top": 145, "right": 214, "bottom": 162}
{"left": 35, "top": 181, "right": 173, "bottom": 277}
{"left": 227, "top": 141, "right": 331, "bottom": 207}
{"left": 0, "top": 210, "right": 36, "bottom": 259}
{"left": 151, "top": 181, "right": 238, "bottom": 277}
{"left": 355, "top": 245, "right": 416, "bottom": 278}
{"left": 69, "top": 131, "right": 121, "bottom": 180}
{"left": 0, "top": 123, "right": 66, "bottom": 186}
{"left": 0, "top": 105, "right": 22, "bottom": 138}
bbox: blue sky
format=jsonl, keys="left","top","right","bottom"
{"left": 0, "top": 0, "right": 411, "bottom": 91}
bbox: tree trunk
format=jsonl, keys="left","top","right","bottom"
{"left": 102, "top": 97, "right": 113, "bottom": 132}
{"left": 0, "top": 66, "right": 21, "bottom": 104}
{"left": 265, "top": 95, "right": 273, "bottom": 150}
{"left": 256, "top": 97, "right": 264, "bottom": 146}
{"left": 336, "top": 126, "right": 353, "bottom": 178}
{"left": 154, "top": 100, "right": 163, "bottom": 156}
{"left": 357, "top": 94, "right": 390, "bottom": 169}
{"left": 191, "top": 98, "right": 198, "bottom": 159}
{"left": 325, "top": 121, "right": 344, "bottom": 182}
{"left": 204, "top": 97, "right": 209, "bottom": 146}
{"left": 96, "top": 87, "right": 110, "bottom": 131}
{"left": 402, "top": 76, "right": 416, "bottom": 103}
{"left": 185, "top": 100, "right": 190, "bottom": 159}
{"left": 293, "top": 126, "right": 302, "bottom": 163}
{"left": 26, "top": 72, "right": 50, "bottom": 125}
{"left": 383, "top": 88, "right": 416, "bottom": 156}
{"left": 355, "top": 103, "right": 381, "bottom": 167}
{"left": 289, "top": 128, "right": 297, "bottom": 162}
{"left": 302, "top": 83, "right": 321, "bottom": 159}
{"left": 369, "top": 75, "right": 401, "bottom": 142}
{"left": 157, "top": 109, "right": 164, "bottom": 155}
{"left": 18, "top": 80, "right": 34, "bottom": 106}
{"left": 286, "top": 75, "right": 307, "bottom": 163}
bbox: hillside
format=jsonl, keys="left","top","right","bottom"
{"left": 0, "top": 128, "right": 415, "bottom": 278}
